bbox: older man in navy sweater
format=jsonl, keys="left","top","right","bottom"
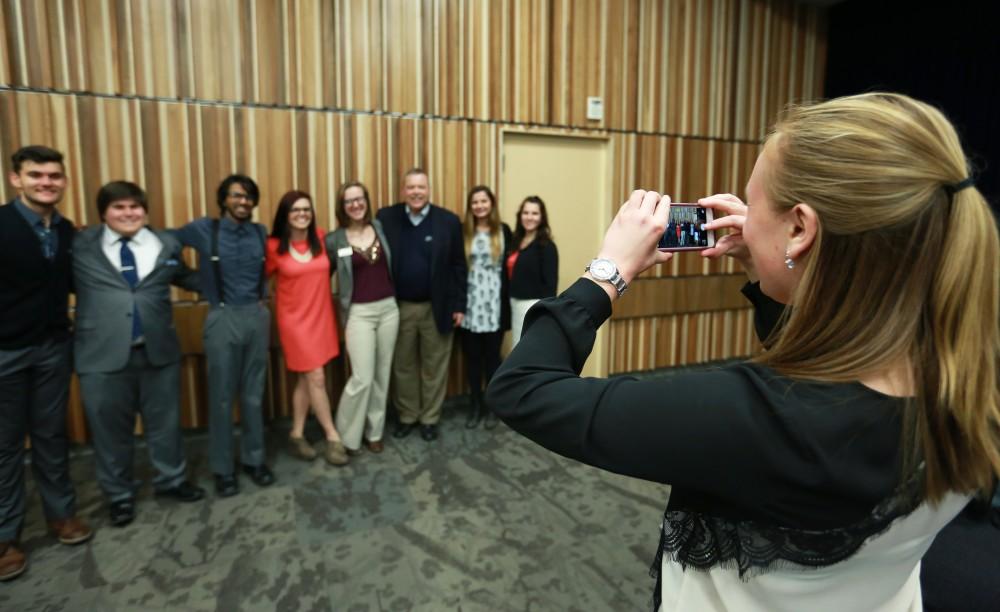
{"left": 376, "top": 169, "right": 466, "bottom": 442}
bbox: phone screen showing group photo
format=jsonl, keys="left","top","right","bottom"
{"left": 658, "top": 205, "right": 709, "bottom": 249}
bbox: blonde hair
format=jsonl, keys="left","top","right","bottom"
{"left": 757, "top": 92, "right": 1000, "bottom": 502}
{"left": 463, "top": 185, "right": 502, "bottom": 264}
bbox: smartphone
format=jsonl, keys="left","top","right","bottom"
{"left": 657, "top": 204, "right": 715, "bottom": 251}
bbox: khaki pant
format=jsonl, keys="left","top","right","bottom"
{"left": 335, "top": 298, "right": 399, "bottom": 450}
{"left": 392, "top": 301, "right": 453, "bottom": 425}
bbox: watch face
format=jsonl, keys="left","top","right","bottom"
{"left": 591, "top": 259, "right": 615, "bottom": 279}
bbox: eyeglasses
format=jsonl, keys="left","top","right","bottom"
{"left": 227, "top": 192, "right": 253, "bottom": 202}
{"left": 344, "top": 197, "right": 366, "bottom": 206}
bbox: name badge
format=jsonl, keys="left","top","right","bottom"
{"left": 424, "top": 235, "right": 433, "bottom": 242}
{"left": 337, "top": 247, "right": 353, "bottom": 258}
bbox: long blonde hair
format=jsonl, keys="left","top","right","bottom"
{"left": 757, "top": 92, "right": 1000, "bottom": 502}
{"left": 463, "top": 185, "right": 502, "bottom": 263}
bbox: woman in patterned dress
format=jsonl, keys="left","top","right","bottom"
{"left": 266, "top": 191, "right": 348, "bottom": 466}
{"left": 460, "top": 186, "right": 512, "bottom": 428}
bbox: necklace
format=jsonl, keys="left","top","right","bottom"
{"left": 289, "top": 243, "right": 313, "bottom": 263}
{"left": 354, "top": 237, "right": 380, "bottom": 264}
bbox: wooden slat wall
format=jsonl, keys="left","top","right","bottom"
{"left": 0, "top": 0, "right": 826, "bottom": 442}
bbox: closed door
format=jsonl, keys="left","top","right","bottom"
{"left": 501, "top": 132, "right": 610, "bottom": 377}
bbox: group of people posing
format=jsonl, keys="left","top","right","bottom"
{"left": 0, "top": 147, "right": 558, "bottom": 582}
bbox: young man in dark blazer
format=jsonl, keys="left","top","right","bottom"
{"left": 73, "top": 181, "right": 206, "bottom": 528}
{"left": 0, "top": 146, "right": 92, "bottom": 582}
{"left": 376, "top": 168, "right": 467, "bottom": 441}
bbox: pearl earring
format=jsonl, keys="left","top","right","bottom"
{"left": 784, "top": 250, "right": 795, "bottom": 270}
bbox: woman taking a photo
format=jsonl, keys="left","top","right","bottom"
{"left": 460, "top": 186, "right": 512, "bottom": 429}
{"left": 326, "top": 181, "right": 398, "bottom": 455}
{"left": 487, "top": 93, "right": 999, "bottom": 611}
{"left": 506, "top": 196, "right": 558, "bottom": 346}
{"left": 266, "top": 191, "right": 348, "bottom": 466}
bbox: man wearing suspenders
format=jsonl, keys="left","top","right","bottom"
{"left": 174, "top": 175, "right": 274, "bottom": 497}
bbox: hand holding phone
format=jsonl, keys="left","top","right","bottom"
{"left": 657, "top": 204, "right": 716, "bottom": 251}
{"left": 697, "top": 193, "right": 750, "bottom": 262}
{"left": 591, "top": 190, "right": 674, "bottom": 292}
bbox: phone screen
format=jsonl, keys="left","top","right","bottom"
{"left": 658, "top": 205, "right": 711, "bottom": 250}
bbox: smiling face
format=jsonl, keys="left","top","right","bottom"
{"left": 223, "top": 183, "right": 256, "bottom": 222}
{"left": 9, "top": 161, "right": 66, "bottom": 210}
{"left": 288, "top": 197, "right": 313, "bottom": 231}
{"left": 342, "top": 185, "right": 368, "bottom": 224}
{"left": 103, "top": 199, "right": 148, "bottom": 238}
{"left": 469, "top": 190, "right": 493, "bottom": 222}
{"left": 402, "top": 172, "right": 429, "bottom": 213}
{"left": 519, "top": 202, "right": 542, "bottom": 233}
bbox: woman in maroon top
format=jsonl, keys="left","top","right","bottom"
{"left": 324, "top": 182, "right": 398, "bottom": 455}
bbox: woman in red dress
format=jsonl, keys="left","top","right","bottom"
{"left": 266, "top": 191, "right": 348, "bottom": 466}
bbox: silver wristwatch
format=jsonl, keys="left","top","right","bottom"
{"left": 586, "top": 258, "right": 628, "bottom": 297}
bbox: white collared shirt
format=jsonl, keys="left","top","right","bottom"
{"left": 102, "top": 225, "right": 163, "bottom": 282}
{"left": 407, "top": 204, "right": 431, "bottom": 226}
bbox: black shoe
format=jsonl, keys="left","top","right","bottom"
{"left": 155, "top": 480, "right": 206, "bottom": 503}
{"left": 420, "top": 424, "right": 439, "bottom": 441}
{"left": 393, "top": 422, "right": 417, "bottom": 439}
{"left": 214, "top": 474, "right": 240, "bottom": 498}
{"left": 465, "top": 396, "right": 483, "bottom": 429}
{"left": 242, "top": 464, "right": 276, "bottom": 487}
{"left": 483, "top": 408, "right": 499, "bottom": 430}
{"left": 109, "top": 499, "right": 136, "bottom": 527}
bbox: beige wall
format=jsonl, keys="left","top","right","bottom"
{"left": 0, "top": 0, "right": 827, "bottom": 442}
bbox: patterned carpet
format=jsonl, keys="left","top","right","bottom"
{"left": 1, "top": 400, "right": 669, "bottom": 611}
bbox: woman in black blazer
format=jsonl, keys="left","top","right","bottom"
{"left": 506, "top": 195, "right": 558, "bottom": 346}
{"left": 460, "top": 186, "right": 512, "bottom": 428}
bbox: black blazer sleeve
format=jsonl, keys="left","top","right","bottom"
{"left": 375, "top": 206, "right": 397, "bottom": 278}
{"left": 500, "top": 224, "right": 513, "bottom": 330}
{"left": 540, "top": 240, "right": 558, "bottom": 297}
{"left": 447, "top": 212, "right": 467, "bottom": 315}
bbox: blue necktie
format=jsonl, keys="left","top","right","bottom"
{"left": 120, "top": 237, "right": 143, "bottom": 341}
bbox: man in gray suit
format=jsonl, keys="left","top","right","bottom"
{"left": 73, "top": 181, "right": 205, "bottom": 527}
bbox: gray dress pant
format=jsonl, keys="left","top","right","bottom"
{"left": 79, "top": 347, "right": 186, "bottom": 502}
{"left": 203, "top": 303, "right": 270, "bottom": 476}
{"left": 0, "top": 336, "right": 75, "bottom": 541}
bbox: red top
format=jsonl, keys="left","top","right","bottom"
{"left": 265, "top": 230, "right": 340, "bottom": 372}
{"left": 505, "top": 250, "right": 520, "bottom": 280}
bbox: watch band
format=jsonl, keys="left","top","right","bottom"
{"left": 586, "top": 260, "right": 629, "bottom": 297}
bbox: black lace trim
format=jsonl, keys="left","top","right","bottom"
{"left": 648, "top": 472, "right": 924, "bottom": 610}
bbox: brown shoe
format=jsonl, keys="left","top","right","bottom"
{"left": 288, "top": 435, "right": 317, "bottom": 461}
{"left": 323, "top": 440, "right": 349, "bottom": 466}
{"left": 365, "top": 439, "right": 384, "bottom": 454}
{"left": 0, "top": 542, "right": 26, "bottom": 581}
{"left": 47, "top": 516, "right": 93, "bottom": 545}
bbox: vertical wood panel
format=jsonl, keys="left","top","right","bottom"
{"left": 0, "top": 1, "right": 825, "bottom": 442}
